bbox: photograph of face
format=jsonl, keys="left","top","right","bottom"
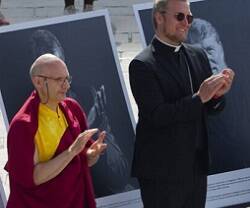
{"left": 186, "top": 18, "right": 227, "bottom": 74}
{"left": 188, "top": 0, "right": 250, "bottom": 174}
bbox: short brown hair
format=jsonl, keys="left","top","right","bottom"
{"left": 152, "top": 0, "right": 189, "bottom": 29}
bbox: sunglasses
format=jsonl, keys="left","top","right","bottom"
{"left": 161, "top": 11, "right": 194, "bottom": 24}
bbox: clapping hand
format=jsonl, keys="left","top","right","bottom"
{"left": 87, "top": 131, "right": 107, "bottom": 166}
{"left": 69, "top": 129, "right": 99, "bottom": 156}
{"left": 213, "top": 68, "right": 235, "bottom": 98}
{"left": 197, "top": 68, "right": 235, "bottom": 103}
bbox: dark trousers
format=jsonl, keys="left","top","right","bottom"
{"left": 64, "top": 0, "right": 93, "bottom": 7}
{"left": 64, "top": 0, "right": 74, "bottom": 7}
{"left": 138, "top": 162, "right": 207, "bottom": 208}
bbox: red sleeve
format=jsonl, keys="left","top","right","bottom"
{"left": 6, "top": 119, "right": 36, "bottom": 188}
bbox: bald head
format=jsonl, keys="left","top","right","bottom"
{"left": 30, "top": 53, "right": 70, "bottom": 107}
{"left": 29, "top": 53, "right": 66, "bottom": 78}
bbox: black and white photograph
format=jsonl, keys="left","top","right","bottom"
{"left": 0, "top": 10, "right": 138, "bottom": 200}
{"left": 187, "top": 0, "right": 250, "bottom": 176}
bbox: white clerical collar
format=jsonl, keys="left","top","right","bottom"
{"left": 155, "top": 35, "right": 182, "bottom": 52}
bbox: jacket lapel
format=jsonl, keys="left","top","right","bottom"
{"left": 182, "top": 43, "right": 201, "bottom": 92}
{"left": 151, "top": 41, "right": 190, "bottom": 94}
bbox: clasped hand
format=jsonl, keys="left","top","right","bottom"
{"left": 197, "top": 68, "right": 235, "bottom": 103}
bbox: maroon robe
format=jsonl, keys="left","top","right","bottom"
{"left": 5, "top": 91, "right": 96, "bottom": 208}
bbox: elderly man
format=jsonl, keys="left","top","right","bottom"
{"left": 5, "top": 54, "right": 106, "bottom": 208}
{"left": 186, "top": 18, "right": 227, "bottom": 74}
{"left": 129, "top": 0, "right": 234, "bottom": 207}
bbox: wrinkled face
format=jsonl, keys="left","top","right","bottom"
{"left": 38, "top": 61, "right": 71, "bottom": 104}
{"left": 201, "top": 35, "right": 226, "bottom": 73}
{"left": 155, "top": 0, "right": 192, "bottom": 45}
{"left": 190, "top": 34, "right": 226, "bottom": 73}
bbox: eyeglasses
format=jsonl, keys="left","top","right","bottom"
{"left": 161, "top": 11, "right": 194, "bottom": 24}
{"left": 36, "top": 75, "right": 72, "bottom": 85}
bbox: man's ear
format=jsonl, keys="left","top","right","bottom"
{"left": 155, "top": 12, "right": 164, "bottom": 27}
{"left": 32, "top": 76, "right": 43, "bottom": 90}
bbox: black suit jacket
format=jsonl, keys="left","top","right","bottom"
{"left": 129, "top": 37, "right": 224, "bottom": 181}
